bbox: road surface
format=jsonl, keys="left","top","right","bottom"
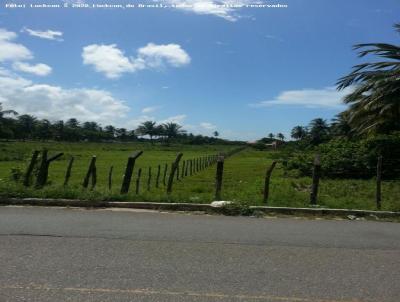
{"left": 0, "top": 206, "right": 399, "bottom": 301}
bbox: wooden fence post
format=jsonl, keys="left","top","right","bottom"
{"left": 182, "top": 160, "right": 186, "bottom": 179}
{"left": 82, "top": 156, "right": 96, "bottom": 189}
{"left": 120, "top": 151, "right": 143, "bottom": 194}
{"left": 215, "top": 156, "right": 225, "bottom": 201}
{"left": 190, "top": 159, "right": 193, "bottom": 176}
{"left": 167, "top": 153, "right": 183, "bottom": 194}
{"left": 63, "top": 157, "right": 74, "bottom": 186}
{"left": 376, "top": 155, "right": 383, "bottom": 210}
{"left": 156, "top": 164, "right": 161, "bottom": 188}
{"left": 90, "top": 159, "right": 97, "bottom": 190}
{"left": 176, "top": 163, "right": 180, "bottom": 181}
{"left": 35, "top": 150, "right": 64, "bottom": 188}
{"left": 147, "top": 167, "right": 152, "bottom": 191}
{"left": 310, "top": 154, "right": 321, "bottom": 206}
{"left": 108, "top": 166, "right": 113, "bottom": 190}
{"left": 263, "top": 161, "right": 277, "bottom": 203}
{"left": 135, "top": 168, "right": 142, "bottom": 194}
{"left": 24, "top": 150, "right": 39, "bottom": 187}
{"left": 163, "top": 163, "right": 168, "bottom": 186}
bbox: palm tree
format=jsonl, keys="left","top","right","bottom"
{"left": 268, "top": 133, "right": 274, "bottom": 140}
{"left": 104, "top": 125, "right": 116, "bottom": 139}
{"left": 308, "top": 118, "right": 329, "bottom": 144}
{"left": 291, "top": 126, "right": 307, "bottom": 140}
{"left": 330, "top": 112, "right": 352, "bottom": 137}
{"left": 213, "top": 131, "right": 219, "bottom": 138}
{"left": 17, "top": 114, "right": 37, "bottom": 140}
{"left": 276, "top": 133, "right": 285, "bottom": 141}
{"left": 136, "top": 121, "right": 159, "bottom": 143}
{"left": 337, "top": 23, "right": 400, "bottom": 135}
{"left": 162, "top": 122, "right": 185, "bottom": 141}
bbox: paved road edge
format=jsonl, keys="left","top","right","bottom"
{"left": 0, "top": 197, "right": 399, "bottom": 221}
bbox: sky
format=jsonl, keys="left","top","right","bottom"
{"left": 0, "top": 0, "right": 399, "bottom": 140}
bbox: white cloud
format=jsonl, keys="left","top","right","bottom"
{"left": 0, "top": 70, "right": 129, "bottom": 125}
{"left": 0, "top": 28, "right": 32, "bottom": 62}
{"left": 12, "top": 62, "right": 52, "bottom": 76}
{"left": 82, "top": 44, "right": 136, "bottom": 79}
{"left": 250, "top": 87, "right": 354, "bottom": 109}
{"left": 141, "top": 106, "right": 161, "bottom": 114}
{"left": 21, "top": 27, "right": 63, "bottom": 41}
{"left": 82, "top": 43, "right": 190, "bottom": 79}
{"left": 137, "top": 43, "right": 191, "bottom": 68}
{"left": 159, "top": 114, "right": 187, "bottom": 125}
{"left": 200, "top": 122, "right": 216, "bottom": 130}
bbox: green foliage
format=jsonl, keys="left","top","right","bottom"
{"left": 286, "top": 134, "right": 400, "bottom": 179}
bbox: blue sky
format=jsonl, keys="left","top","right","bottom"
{"left": 0, "top": 0, "right": 399, "bottom": 140}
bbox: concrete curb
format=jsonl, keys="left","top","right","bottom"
{"left": 0, "top": 198, "right": 399, "bottom": 219}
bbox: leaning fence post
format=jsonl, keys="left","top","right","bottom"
{"left": 90, "top": 159, "right": 97, "bottom": 190}
{"left": 108, "top": 165, "right": 113, "bottom": 191}
{"left": 263, "top": 161, "right": 277, "bottom": 203}
{"left": 24, "top": 150, "right": 39, "bottom": 187}
{"left": 182, "top": 160, "right": 186, "bottom": 179}
{"left": 63, "top": 156, "right": 74, "bottom": 186}
{"left": 310, "top": 154, "right": 321, "bottom": 206}
{"left": 376, "top": 155, "right": 383, "bottom": 210}
{"left": 176, "top": 163, "right": 180, "bottom": 181}
{"left": 120, "top": 151, "right": 143, "bottom": 194}
{"left": 36, "top": 150, "right": 64, "bottom": 188}
{"left": 215, "top": 156, "right": 224, "bottom": 200}
{"left": 35, "top": 149, "right": 48, "bottom": 188}
{"left": 167, "top": 153, "right": 183, "bottom": 194}
{"left": 83, "top": 156, "right": 96, "bottom": 189}
{"left": 135, "top": 168, "right": 142, "bottom": 194}
{"left": 147, "top": 167, "right": 152, "bottom": 191}
{"left": 163, "top": 163, "right": 168, "bottom": 186}
{"left": 156, "top": 164, "right": 161, "bottom": 188}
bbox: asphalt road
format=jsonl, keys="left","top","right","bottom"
{"left": 0, "top": 206, "right": 399, "bottom": 302}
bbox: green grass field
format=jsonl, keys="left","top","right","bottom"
{"left": 0, "top": 141, "right": 399, "bottom": 211}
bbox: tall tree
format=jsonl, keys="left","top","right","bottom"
{"left": 308, "top": 118, "right": 329, "bottom": 144}
{"left": 337, "top": 23, "right": 400, "bottom": 135}
{"left": 291, "top": 126, "right": 307, "bottom": 140}
{"left": 136, "top": 121, "right": 159, "bottom": 143}
{"left": 276, "top": 133, "right": 285, "bottom": 141}
{"left": 330, "top": 112, "right": 352, "bottom": 137}
{"left": 36, "top": 119, "right": 52, "bottom": 141}
{"left": 162, "top": 122, "right": 185, "bottom": 141}
{"left": 0, "top": 103, "right": 18, "bottom": 139}
{"left": 213, "top": 131, "right": 219, "bottom": 138}
{"left": 17, "top": 114, "right": 37, "bottom": 140}
{"left": 268, "top": 133, "right": 274, "bottom": 140}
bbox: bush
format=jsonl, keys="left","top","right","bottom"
{"left": 286, "top": 134, "right": 400, "bottom": 179}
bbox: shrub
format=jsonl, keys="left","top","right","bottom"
{"left": 286, "top": 134, "right": 400, "bottom": 179}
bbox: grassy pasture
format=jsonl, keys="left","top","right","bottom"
{"left": 0, "top": 141, "right": 399, "bottom": 211}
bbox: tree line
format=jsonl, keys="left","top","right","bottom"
{"left": 0, "top": 109, "right": 236, "bottom": 145}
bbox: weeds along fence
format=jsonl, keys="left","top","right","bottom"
{"left": 21, "top": 147, "right": 245, "bottom": 197}
{"left": 18, "top": 147, "right": 388, "bottom": 210}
